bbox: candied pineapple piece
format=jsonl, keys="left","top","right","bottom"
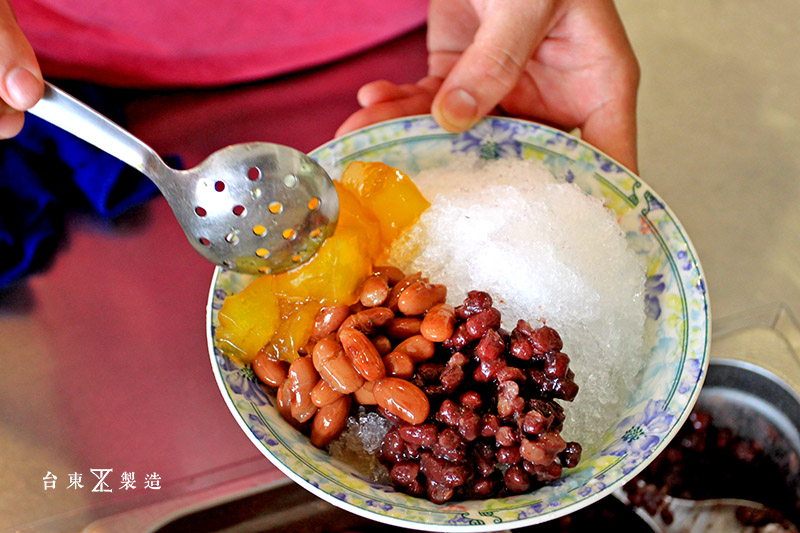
{"left": 340, "top": 161, "right": 430, "bottom": 245}
{"left": 214, "top": 275, "right": 279, "bottom": 364}
{"left": 272, "top": 224, "right": 373, "bottom": 304}
{"left": 260, "top": 300, "right": 322, "bottom": 363}
{"left": 334, "top": 182, "right": 382, "bottom": 260}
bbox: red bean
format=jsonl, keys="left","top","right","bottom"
{"left": 398, "top": 424, "right": 438, "bottom": 447}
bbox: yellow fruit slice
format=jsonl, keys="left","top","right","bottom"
{"left": 214, "top": 275, "right": 279, "bottom": 364}
{"left": 340, "top": 161, "right": 430, "bottom": 245}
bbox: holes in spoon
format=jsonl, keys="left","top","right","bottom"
{"left": 215, "top": 180, "right": 226, "bottom": 192}
{"left": 307, "top": 197, "right": 320, "bottom": 211}
{"left": 247, "top": 167, "right": 261, "bottom": 181}
{"left": 225, "top": 232, "right": 239, "bottom": 245}
{"left": 310, "top": 228, "right": 322, "bottom": 239}
{"left": 253, "top": 224, "right": 267, "bottom": 237}
{"left": 255, "top": 248, "right": 270, "bottom": 259}
{"left": 195, "top": 206, "right": 207, "bottom": 217}
{"left": 283, "top": 174, "right": 298, "bottom": 188}
{"left": 258, "top": 266, "right": 271, "bottom": 274}
{"left": 268, "top": 201, "right": 283, "bottom": 214}
{"left": 282, "top": 228, "right": 296, "bottom": 240}
{"left": 199, "top": 237, "right": 211, "bottom": 247}
{"left": 232, "top": 204, "right": 246, "bottom": 216}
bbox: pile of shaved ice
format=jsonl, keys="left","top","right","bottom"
{"left": 384, "top": 157, "right": 647, "bottom": 453}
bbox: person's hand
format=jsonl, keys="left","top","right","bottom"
{"left": 0, "top": 0, "right": 44, "bottom": 138}
{"left": 337, "top": 0, "right": 640, "bottom": 172}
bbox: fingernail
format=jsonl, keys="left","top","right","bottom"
{"left": 438, "top": 88, "right": 478, "bottom": 132}
{"left": 6, "top": 67, "right": 42, "bottom": 110}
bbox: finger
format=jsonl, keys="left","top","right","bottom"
{"left": 580, "top": 92, "right": 638, "bottom": 174}
{"left": 0, "top": 0, "right": 44, "bottom": 111}
{"left": 430, "top": 0, "right": 559, "bottom": 132}
{"left": 0, "top": 106, "right": 25, "bottom": 138}
{"left": 357, "top": 80, "right": 411, "bottom": 107}
{"left": 335, "top": 89, "right": 436, "bottom": 137}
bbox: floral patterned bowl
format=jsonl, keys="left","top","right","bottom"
{"left": 207, "top": 116, "right": 710, "bottom": 531}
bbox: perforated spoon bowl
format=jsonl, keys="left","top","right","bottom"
{"left": 28, "top": 82, "right": 339, "bottom": 275}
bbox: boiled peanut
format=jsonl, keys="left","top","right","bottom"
{"left": 311, "top": 378, "right": 344, "bottom": 407}
{"left": 311, "top": 395, "right": 352, "bottom": 448}
{"left": 420, "top": 303, "right": 456, "bottom": 342}
{"left": 397, "top": 281, "right": 447, "bottom": 316}
{"left": 383, "top": 351, "right": 415, "bottom": 379}
{"left": 338, "top": 307, "right": 393, "bottom": 336}
{"left": 374, "top": 378, "right": 430, "bottom": 424}
{"left": 374, "top": 265, "right": 405, "bottom": 285}
{"left": 394, "top": 334, "right": 436, "bottom": 363}
{"left": 287, "top": 356, "right": 319, "bottom": 423}
{"left": 277, "top": 379, "right": 305, "bottom": 430}
{"left": 359, "top": 275, "right": 390, "bottom": 307}
{"left": 252, "top": 352, "right": 288, "bottom": 387}
{"left": 353, "top": 380, "right": 377, "bottom": 405}
{"left": 386, "top": 272, "right": 422, "bottom": 309}
{"left": 311, "top": 338, "right": 364, "bottom": 394}
{"left": 371, "top": 334, "right": 393, "bottom": 356}
{"left": 386, "top": 317, "right": 422, "bottom": 340}
{"left": 311, "top": 305, "right": 351, "bottom": 341}
{"left": 339, "top": 327, "right": 386, "bottom": 381}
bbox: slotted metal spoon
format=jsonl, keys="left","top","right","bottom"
{"left": 27, "top": 82, "right": 339, "bottom": 275}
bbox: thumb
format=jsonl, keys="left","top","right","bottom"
{"left": 431, "top": 1, "right": 556, "bottom": 132}
{"left": 0, "top": 0, "right": 43, "bottom": 111}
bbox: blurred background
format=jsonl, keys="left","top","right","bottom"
{"left": 1, "top": 1, "right": 799, "bottom": 530}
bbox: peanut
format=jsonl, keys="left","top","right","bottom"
{"left": 311, "top": 378, "right": 344, "bottom": 407}
{"left": 252, "top": 352, "right": 288, "bottom": 387}
{"left": 371, "top": 334, "right": 393, "bottom": 356}
{"left": 383, "top": 351, "right": 415, "bottom": 379}
{"left": 359, "top": 275, "right": 390, "bottom": 307}
{"left": 287, "top": 356, "right": 319, "bottom": 423}
{"left": 338, "top": 307, "right": 393, "bottom": 336}
{"left": 311, "top": 395, "right": 352, "bottom": 448}
{"left": 395, "top": 334, "right": 436, "bottom": 363}
{"left": 311, "top": 305, "right": 351, "bottom": 341}
{"left": 353, "top": 380, "right": 377, "bottom": 405}
{"left": 374, "top": 265, "right": 406, "bottom": 285}
{"left": 311, "top": 338, "right": 364, "bottom": 394}
{"left": 339, "top": 327, "right": 386, "bottom": 381}
{"left": 373, "top": 378, "right": 430, "bottom": 425}
{"left": 386, "top": 317, "right": 422, "bottom": 340}
{"left": 397, "top": 280, "right": 447, "bottom": 316}
{"left": 420, "top": 303, "right": 456, "bottom": 342}
{"left": 386, "top": 272, "right": 422, "bottom": 310}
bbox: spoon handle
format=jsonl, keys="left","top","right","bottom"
{"left": 27, "top": 82, "right": 167, "bottom": 179}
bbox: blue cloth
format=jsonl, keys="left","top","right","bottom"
{"left": 0, "top": 84, "right": 162, "bottom": 288}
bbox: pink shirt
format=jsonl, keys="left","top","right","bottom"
{"left": 11, "top": 0, "right": 428, "bottom": 87}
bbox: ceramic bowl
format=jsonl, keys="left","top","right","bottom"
{"left": 207, "top": 116, "right": 710, "bottom": 531}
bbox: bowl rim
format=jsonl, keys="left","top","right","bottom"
{"left": 206, "top": 115, "right": 711, "bottom": 531}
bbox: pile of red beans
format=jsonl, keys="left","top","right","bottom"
{"left": 251, "top": 266, "right": 582, "bottom": 504}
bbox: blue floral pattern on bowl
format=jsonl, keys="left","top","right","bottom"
{"left": 206, "top": 116, "right": 710, "bottom": 531}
